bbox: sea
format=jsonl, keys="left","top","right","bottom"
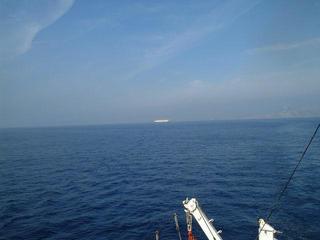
{"left": 0, "top": 118, "right": 319, "bottom": 240}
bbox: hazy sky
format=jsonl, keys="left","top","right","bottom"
{"left": 1, "top": 0, "right": 320, "bottom": 127}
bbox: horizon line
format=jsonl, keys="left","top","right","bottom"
{"left": 1, "top": 115, "right": 320, "bottom": 130}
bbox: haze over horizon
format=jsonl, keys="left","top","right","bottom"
{"left": 1, "top": 0, "right": 320, "bottom": 128}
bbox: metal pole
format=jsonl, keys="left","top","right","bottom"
{"left": 174, "top": 213, "right": 183, "bottom": 240}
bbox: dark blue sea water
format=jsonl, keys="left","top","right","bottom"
{"left": 1, "top": 118, "right": 319, "bottom": 240}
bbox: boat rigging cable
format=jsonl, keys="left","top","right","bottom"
{"left": 256, "top": 123, "right": 320, "bottom": 240}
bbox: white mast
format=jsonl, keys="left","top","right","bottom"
{"left": 258, "top": 219, "right": 278, "bottom": 240}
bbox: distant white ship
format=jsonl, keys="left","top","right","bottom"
{"left": 153, "top": 119, "right": 169, "bottom": 123}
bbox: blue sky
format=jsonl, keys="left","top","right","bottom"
{"left": 1, "top": 0, "right": 320, "bottom": 127}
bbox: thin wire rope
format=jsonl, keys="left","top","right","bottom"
{"left": 255, "top": 123, "right": 320, "bottom": 240}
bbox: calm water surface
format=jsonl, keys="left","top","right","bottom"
{"left": 0, "top": 119, "right": 319, "bottom": 240}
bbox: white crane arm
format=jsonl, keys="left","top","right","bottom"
{"left": 183, "top": 198, "right": 223, "bottom": 240}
